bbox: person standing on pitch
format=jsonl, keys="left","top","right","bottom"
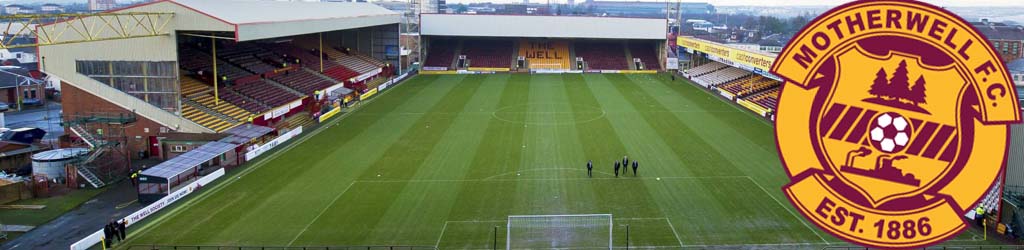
{"left": 614, "top": 161, "right": 620, "bottom": 177}
{"left": 632, "top": 160, "right": 639, "bottom": 176}
{"left": 622, "top": 155, "right": 629, "bottom": 168}
{"left": 587, "top": 160, "right": 593, "bottom": 178}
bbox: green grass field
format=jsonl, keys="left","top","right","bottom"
{"left": 122, "top": 73, "right": 999, "bottom": 249}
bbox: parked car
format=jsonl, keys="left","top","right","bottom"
{"left": 0, "top": 102, "right": 9, "bottom": 112}
{"left": 21, "top": 98, "right": 41, "bottom": 106}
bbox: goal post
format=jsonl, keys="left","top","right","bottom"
{"left": 506, "top": 214, "right": 613, "bottom": 250}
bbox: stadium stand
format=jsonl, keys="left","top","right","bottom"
{"left": 322, "top": 66, "right": 361, "bottom": 83}
{"left": 217, "top": 89, "right": 267, "bottom": 113}
{"left": 353, "top": 53, "right": 386, "bottom": 67}
{"left": 462, "top": 39, "right": 514, "bottom": 69}
{"left": 178, "top": 46, "right": 251, "bottom": 81}
{"left": 747, "top": 88, "right": 780, "bottom": 111}
{"left": 628, "top": 43, "right": 660, "bottom": 70}
{"left": 225, "top": 78, "right": 303, "bottom": 110}
{"left": 575, "top": 41, "right": 628, "bottom": 70}
{"left": 263, "top": 43, "right": 341, "bottom": 70}
{"left": 683, "top": 61, "right": 727, "bottom": 77}
{"left": 695, "top": 67, "right": 750, "bottom": 87}
{"left": 180, "top": 75, "right": 211, "bottom": 97}
{"left": 217, "top": 42, "right": 279, "bottom": 74}
{"left": 332, "top": 49, "right": 380, "bottom": 73}
{"left": 268, "top": 69, "right": 337, "bottom": 95}
{"left": 191, "top": 94, "right": 252, "bottom": 122}
{"left": 520, "top": 40, "right": 571, "bottom": 70}
{"left": 718, "top": 76, "right": 780, "bottom": 97}
{"left": 425, "top": 39, "right": 457, "bottom": 69}
{"left": 180, "top": 103, "right": 236, "bottom": 132}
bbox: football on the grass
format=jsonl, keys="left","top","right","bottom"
{"left": 869, "top": 112, "right": 912, "bottom": 153}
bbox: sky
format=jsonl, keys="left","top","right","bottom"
{"left": 1, "top": 0, "right": 1022, "bottom": 7}
{"left": 446, "top": 0, "right": 1024, "bottom": 7}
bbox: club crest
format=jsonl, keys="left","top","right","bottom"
{"left": 770, "top": 0, "right": 1021, "bottom": 248}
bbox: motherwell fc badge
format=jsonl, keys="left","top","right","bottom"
{"left": 771, "top": 0, "right": 1021, "bottom": 248}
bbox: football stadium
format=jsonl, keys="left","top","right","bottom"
{"left": 0, "top": 0, "right": 1021, "bottom": 249}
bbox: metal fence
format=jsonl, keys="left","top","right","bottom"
{"left": 127, "top": 245, "right": 438, "bottom": 250}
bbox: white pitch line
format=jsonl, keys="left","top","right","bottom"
{"left": 746, "top": 176, "right": 830, "bottom": 245}
{"left": 679, "top": 242, "right": 833, "bottom": 248}
{"left": 435, "top": 221, "right": 449, "bottom": 247}
{"left": 664, "top": 217, "right": 685, "bottom": 248}
{"left": 614, "top": 217, "right": 670, "bottom": 221}
{"left": 445, "top": 220, "right": 507, "bottom": 223}
{"left": 286, "top": 181, "right": 355, "bottom": 246}
{"left": 355, "top": 175, "right": 750, "bottom": 184}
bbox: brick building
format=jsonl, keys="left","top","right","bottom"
{"left": 0, "top": 67, "right": 47, "bottom": 108}
{"left": 974, "top": 22, "right": 1024, "bottom": 61}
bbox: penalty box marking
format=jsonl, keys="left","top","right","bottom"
{"left": 436, "top": 217, "right": 682, "bottom": 248}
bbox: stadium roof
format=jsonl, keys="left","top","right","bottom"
{"left": 1008, "top": 58, "right": 1024, "bottom": 73}
{"left": 141, "top": 141, "right": 236, "bottom": 179}
{"left": 219, "top": 124, "right": 274, "bottom": 145}
{"left": 421, "top": 14, "right": 666, "bottom": 40}
{"left": 113, "top": 0, "right": 400, "bottom": 41}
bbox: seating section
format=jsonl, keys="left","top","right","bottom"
{"left": 217, "top": 90, "right": 266, "bottom": 113}
{"left": 334, "top": 51, "right": 378, "bottom": 73}
{"left": 180, "top": 76, "right": 210, "bottom": 97}
{"left": 322, "top": 66, "right": 360, "bottom": 83}
{"left": 629, "top": 43, "right": 660, "bottom": 70}
{"left": 181, "top": 103, "right": 237, "bottom": 132}
{"left": 263, "top": 43, "right": 341, "bottom": 71}
{"left": 218, "top": 42, "right": 278, "bottom": 74}
{"left": 696, "top": 67, "right": 751, "bottom": 87}
{"left": 748, "top": 87, "right": 781, "bottom": 111}
{"left": 353, "top": 53, "right": 386, "bottom": 67}
{"left": 228, "top": 79, "right": 303, "bottom": 108}
{"left": 463, "top": 40, "right": 514, "bottom": 69}
{"left": 575, "top": 42, "right": 628, "bottom": 70}
{"left": 684, "top": 61, "right": 727, "bottom": 77}
{"left": 718, "top": 76, "right": 781, "bottom": 97}
{"left": 178, "top": 47, "right": 250, "bottom": 80}
{"left": 192, "top": 94, "right": 252, "bottom": 122}
{"left": 270, "top": 70, "right": 336, "bottom": 95}
{"left": 425, "top": 40, "right": 456, "bottom": 68}
{"left": 520, "top": 40, "right": 571, "bottom": 69}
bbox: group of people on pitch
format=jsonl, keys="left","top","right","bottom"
{"left": 585, "top": 155, "right": 638, "bottom": 177}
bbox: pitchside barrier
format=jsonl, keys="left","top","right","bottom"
{"left": 69, "top": 72, "right": 418, "bottom": 250}
{"left": 127, "top": 245, "right": 437, "bottom": 250}
{"left": 245, "top": 126, "right": 303, "bottom": 161}
{"left": 69, "top": 168, "right": 227, "bottom": 250}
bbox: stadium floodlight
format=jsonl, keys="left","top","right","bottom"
{"left": 506, "top": 214, "right": 612, "bottom": 250}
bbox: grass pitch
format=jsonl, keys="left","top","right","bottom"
{"left": 123, "top": 74, "right": 995, "bottom": 249}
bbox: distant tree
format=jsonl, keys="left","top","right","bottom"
{"left": 909, "top": 75, "right": 928, "bottom": 105}
{"left": 888, "top": 60, "right": 911, "bottom": 101}
{"left": 869, "top": 68, "right": 889, "bottom": 98}
{"left": 789, "top": 15, "right": 809, "bottom": 33}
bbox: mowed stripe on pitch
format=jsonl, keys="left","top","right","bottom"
{"left": 132, "top": 75, "right": 451, "bottom": 245}
{"left": 567, "top": 74, "right": 679, "bottom": 247}
{"left": 288, "top": 75, "right": 486, "bottom": 245}
{"left": 365, "top": 74, "right": 511, "bottom": 245}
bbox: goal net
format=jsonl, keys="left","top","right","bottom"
{"left": 506, "top": 214, "right": 612, "bottom": 250}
